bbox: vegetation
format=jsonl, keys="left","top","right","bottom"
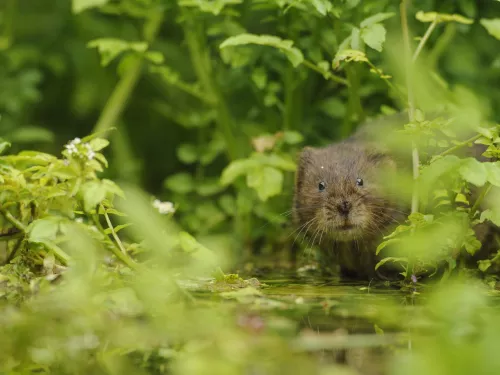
{"left": 2, "top": 0, "right": 500, "bottom": 374}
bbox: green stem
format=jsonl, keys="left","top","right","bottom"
{"left": 412, "top": 20, "right": 438, "bottom": 62}
{"left": 4, "top": 238, "right": 22, "bottom": 264}
{"left": 439, "top": 134, "right": 482, "bottom": 157}
{"left": 101, "top": 204, "right": 127, "bottom": 254}
{"left": 0, "top": 231, "right": 23, "bottom": 242}
{"left": 1, "top": 208, "right": 26, "bottom": 232}
{"left": 400, "top": 0, "right": 419, "bottom": 215}
{"left": 44, "top": 241, "right": 71, "bottom": 265}
{"left": 92, "top": 13, "right": 163, "bottom": 136}
{"left": 365, "top": 60, "right": 405, "bottom": 99}
{"left": 92, "top": 211, "right": 137, "bottom": 270}
{"left": 302, "top": 60, "right": 349, "bottom": 86}
{"left": 470, "top": 183, "right": 492, "bottom": 218}
{"left": 182, "top": 13, "right": 238, "bottom": 161}
{"left": 428, "top": 23, "right": 456, "bottom": 69}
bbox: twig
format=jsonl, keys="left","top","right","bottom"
{"left": 0, "top": 208, "right": 26, "bottom": 232}
{"left": 439, "top": 134, "right": 482, "bottom": 157}
{"left": 302, "top": 60, "right": 349, "bottom": 86}
{"left": 412, "top": 20, "right": 438, "bottom": 62}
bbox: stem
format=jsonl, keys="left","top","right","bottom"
{"left": 1, "top": 208, "right": 26, "bottom": 232}
{"left": 43, "top": 241, "right": 71, "bottom": 265}
{"left": 470, "top": 183, "right": 492, "bottom": 218}
{"left": 92, "top": 212, "right": 137, "bottom": 270}
{"left": 92, "top": 13, "right": 163, "bottom": 136}
{"left": 101, "top": 204, "right": 127, "bottom": 254}
{"left": 302, "top": 60, "right": 349, "bottom": 86}
{"left": 182, "top": 13, "right": 239, "bottom": 161}
{"left": 412, "top": 20, "right": 438, "bottom": 63}
{"left": 400, "top": 0, "right": 419, "bottom": 214}
{"left": 4, "top": 238, "right": 22, "bottom": 264}
{"left": 439, "top": 134, "right": 482, "bottom": 157}
{"left": 365, "top": 60, "right": 405, "bottom": 99}
{"left": 428, "top": 23, "right": 456, "bottom": 69}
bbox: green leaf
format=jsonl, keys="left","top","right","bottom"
{"left": 459, "top": 158, "right": 487, "bottom": 186}
{"left": 256, "top": 153, "right": 297, "bottom": 171}
{"left": 87, "top": 38, "right": 148, "bottom": 66}
{"left": 480, "top": 19, "right": 500, "bottom": 40}
{"left": 104, "top": 223, "right": 132, "bottom": 234}
{"left": 463, "top": 231, "right": 481, "bottom": 255}
{"left": 478, "top": 259, "right": 492, "bottom": 272}
{"left": 350, "top": 27, "right": 361, "bottom": 50}
{"left": 361, "top": 23, "right": 386, "bottom": 52}
{"left": 375, "top": 238, "right": 400, "bottom": 255}
{"left": 335, "top": 49, "right": 368, "bottom": 63}
{"left": 220, "top": 34, "right": 304, "bottom": 67}
{"left": 102, "top": 179, "right": 125, "bottom": 198}
{"left": 480, "top": 209, "right": 500, "bottom": 226}
{"left": 178, "top": 231, "right": 218, "bottom": 267}
{"left": 375, "top": 257, "right": 408, "bottom": 270}
{"left": 282, "top": 131, "right": 304, "bottom": 145}
{"left": 72, "top": 0, "right": 109, "bottom": 13}
{"left": 485, "top": 162, "right": 500, "bottom": 186}
{"left": 360, "top": 12, "right": 395, "bottom": 28}
{"left": 416, "top": 11, "right": 473, "bottom": 24}
{"left": 0, "top": 139, "right": 11, "bottom": 155}
{"left": 309, "top": 0, "right": 332, "bottom": 16}
{"left": 89, "top": 138, "right": 110, "bottom": 151}
{"left": 8, "top": 126, "right": 55, "bottom": 143}
{"left": 164, "top": 173, "right": 195, "bottom": 194}
{"left": 220, "top": 159, "right": 259, "bottom": 185}
{"left": 246, "top": 166, "right": 283, "bottom": 201}
{"left": 28, "top": 217, "right": 61, "bottom": 242}
{"left": 177, "top": 144, "right": 198, "bottom": 164}
{"left": 81, "top": 181, "right": 107, "bottom": 212}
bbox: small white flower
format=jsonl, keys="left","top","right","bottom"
{"left": 87, "top": 150, "right": 95, "bottom": 160}
{"left": 72, "top": 137, "right": 81, "bottom": 145}
{"left": 75, "top": 218, "right": 83, "bottom": 223}
{"left": 152, "top": 199, "right": 175, "bottom": 214}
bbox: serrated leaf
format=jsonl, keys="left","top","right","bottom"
{"left": 335, "top": 49, "right": 368, "bottom": 63}
{"left": 480, "top": 209, "right": 500, "bottom": 226}
{"left": 480, "top": 18, "right": 500, "bottom": 40}
{"left": 246, "top": 166, "right": 283, "bottom": 201}
{"left": 360, "top": 12, "right": 395, "bottom": 28}
{"left": 88, "top": 38, "right": 148, "bottom": 66}
{"left": 361, "top": 23, "right": 386, "bottom": 52}
{"left": 220, "top": 34, "right": 304, "bottom": 67}
{"left": 102, "top": 179, "right": 125, "bottom": 198}
{"left": 309, "top": 0, "right": 332, "bottom": 16}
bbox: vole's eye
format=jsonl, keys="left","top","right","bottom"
{"left": 356, "top": 177, "right": 363, "bottom": 187}
{"left": 318, "top": 182, "right": 326, "bottom": 191}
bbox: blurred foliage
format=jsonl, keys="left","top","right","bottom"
{"left": 2, "top": 0, "right": 500, "bottom": 373}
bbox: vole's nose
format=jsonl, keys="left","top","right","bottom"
{"left": 337, "top": 200, "right": 352, "bottom": 216}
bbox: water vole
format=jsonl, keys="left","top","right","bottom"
{"left": 292, "top": 115, "right": 413, "bottom": 279}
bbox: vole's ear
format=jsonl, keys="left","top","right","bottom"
{"left": 295, "top": 147, "right": 316, "bottom": 191}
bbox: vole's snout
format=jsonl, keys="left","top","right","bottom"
{"left": 337, "top": 200, "right": 352, "bottom": 217}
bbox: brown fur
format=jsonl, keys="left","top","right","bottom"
{"left": 293, "top": 138, "right": 407, "bottom": 279}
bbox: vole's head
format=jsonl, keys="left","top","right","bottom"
{"left": 293, "top": 142, "right": 400, "bottom": 242}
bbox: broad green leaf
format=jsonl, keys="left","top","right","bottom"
{"left": 350, "top": 27, "right": 361, "bottom": 50}
{"left": 81, "top": 180, "right": 107, "bottom": 212}
{"left": 246, "top": 166, "right": 283, "bottom": 201}
{"left": 177, "top": 144, "right": 198, "bottom": 164}
{"left": 459, "top": 158, "right": 487, "bottom": 186}
{"left": 416, "top": 11, "right": 473, "bottom": 24}
{"left": 375, "top": 238, "right": 400, "bottom": 255}
{"left": 333, "top": 36, "right": 352, "bottom": 65}
{"left": 309, "top": 0, "right": 332, "bottom": 16}
{"left": 220, "top": 34, "right": 304, "bottom": 67}
{"left": 360, "top": 12, "right": 395, "bottom": 28}
{"left": 480, "top": 209, "right": 500, "bottom": 226}
{"left": 178, "top": 231, "right": 218, "bottom": 268}
{"left": 480, "top": 19, "right": 500, "bottom": 40}
{"left": 485, "top": 162, "right": 500, "bottom": 186}
{"left": 463, "top": 231, "right": 481, "bottom": 255}
{"left": 220, "top": 159, "right": 259, "bottom": 185}
{"left": 72, "top": 0, "right": 109, "bottom": 13}
{"left": 28, "top": 217, "right": 62, "bottom": 242}
{"left": 196, "top": 179, "right": 225, "bottom": 196}
{"left": 164, "top": 173, "right": 195, "bottom": 194}
{"left": 361, "top": 23, "right": 386, "bottom": 52}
